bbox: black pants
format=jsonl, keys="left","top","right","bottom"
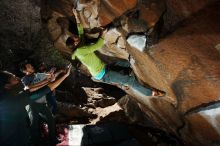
{"left": 28, "top": 102, "right": 56, "bottom": 146}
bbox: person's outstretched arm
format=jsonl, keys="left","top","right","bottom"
{"left": 28, "top": 65, "right": 72, "bottom": 101}
{"left": 73, "top": 9, "right": 84, "bottom": 38}
{"left": 54, "top": 69, "right": 66, "bottom": 78}
{"left": 78, "top": 38, "right": 104, "bottom": 55}
{"left": 26, "top": 73, "right": 55, "bottom": 92}
{"left": 79, "top": 29, "right": 107, "bottom": 54}
{"left": 48, "top": 64, "right": 72, "bottom": 91}
{"left": 73, "top": 9, "right": 80, "bottom": 24}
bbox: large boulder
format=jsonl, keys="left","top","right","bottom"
{"left": 42, "top": 0, "right": 220, "bottom": 145}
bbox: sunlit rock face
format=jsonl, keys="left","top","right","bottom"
{"left": 42, "top": 0, "right": 220, "bottom": 145}
{"left": 76, "top": 0, "right": 138, "bottom": 28}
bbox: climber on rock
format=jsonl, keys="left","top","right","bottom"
{"left": 65, "top": 9, "right": 165, "bottom": 97}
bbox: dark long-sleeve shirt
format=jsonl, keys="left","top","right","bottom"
{"left": 0, "top": 86, "right": 51, "bottom": 146}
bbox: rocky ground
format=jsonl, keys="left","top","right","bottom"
{"left": 52, "top": 85, "right": 183, "bottom": 146}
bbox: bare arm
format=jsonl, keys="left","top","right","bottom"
{"left": 27, "top": 73, "right": 55, "bottom": 92}
{"left": 48, "top": 65, "right": 72, "bottom": 91}
{"left": 27, "top": 78, "right": 50, "bottom": 92}
{"left": 27, "top": 68, "right": 70, "bottom": 102}
{"left": 54, "top": 69, "right": 66, "bottom": 78}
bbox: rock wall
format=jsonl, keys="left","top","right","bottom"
{"left": 0, "top": 0, "right": 41, "bottom": 71}
{"left": 0, "top": 0, "right": 69, "bottom": 73}
{"left": 42, "top": 0, "right": 220, "bottom": 145}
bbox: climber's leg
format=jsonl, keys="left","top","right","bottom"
{"left": 101, "top": 68, "right": 152, "bottom": 96}
{"left": 112, "top": 60, "right": 131, "bottom": 68}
